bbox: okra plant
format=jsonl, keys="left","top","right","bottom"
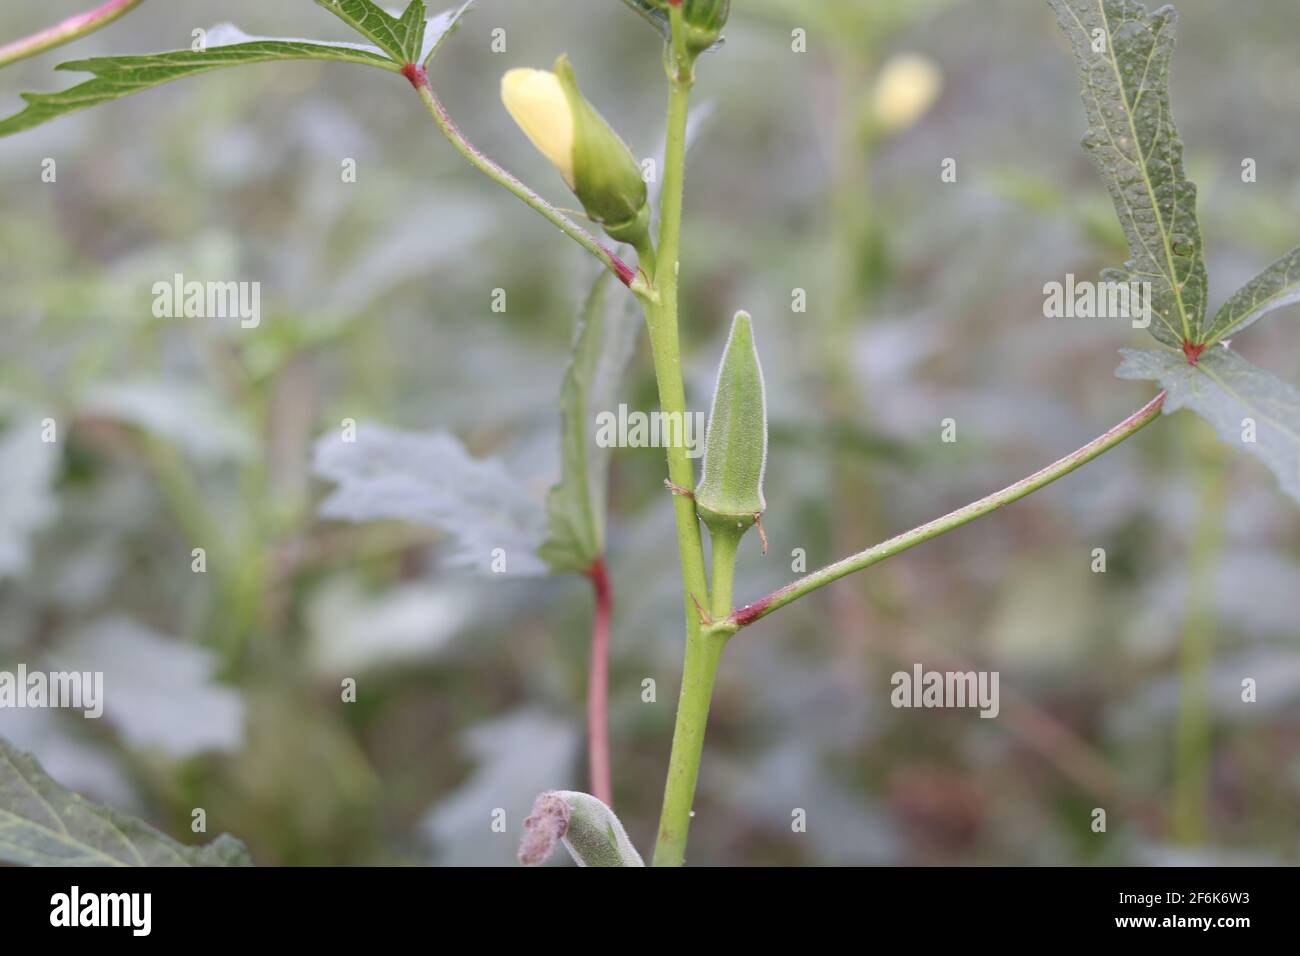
{"left": 0, "top": 0, "right": 1296, "bottom": 868}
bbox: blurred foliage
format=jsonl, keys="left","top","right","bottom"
{"left": 0, "top": 0, "right": 1297, "bottom": 866}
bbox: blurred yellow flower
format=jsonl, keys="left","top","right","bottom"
{"left": 871, "top": 54, "right": 943, "bottom": 134}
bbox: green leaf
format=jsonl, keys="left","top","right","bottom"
{"left": 0, "top": 28, "right": 398, "bottom": 139}
{"left": 1117, "top": 348, "right": 1300, "bottom": 503}
{"left": 619, "top": 0, "right": 671, "bottom": 40}
{"left": 1202, "top": 245, "right": 1300, "bottom": 347}
{"left": 518, "top": 790, "right": 644, "bottom": 867}
{"left": 314, "top": 0, "right": 417, "bottom": 63}
{"left": 538, "top": 273, "right": 638, "bottom": 575}
{"left": 1047, "top": 0, "right": 1208, "bottom": 349}
{"left": 397, "top": 1, "right": 429, "bottom": 63}
{"left": 422, "top": 0, "right": 478, "bottom": 66}
{"left": 0, "top": 737, "right": 252, "bottom": 867}
{"left": 695, "top": 311, "right": 769, "bottom": 532}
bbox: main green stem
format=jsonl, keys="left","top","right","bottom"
{"left": 0, "top": 0, "right": 145, "bottom": 68}
{"left": 725, "top": 391, "right": 1168, "bottom": 631}
{"left": 651, "top": 11, "right": 717, "bottom": 868}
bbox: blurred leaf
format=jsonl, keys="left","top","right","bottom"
{"left": 82, "top": 379, "right": 255, "bottom": 464}
{"left": 306, "top": 578, "right": 472, "bottom": 675}
{"left": 519, "top": 790, "right": 644, "bottom": 867}
{"left": 0, "top": 416, "right": 60, "bottom": 581}
{"left": 1048, "top": 0, "right": 1208, "bottom": 349}
{"left": 52, "top": 616, "right": 246, "bottom": 758}
{"left": 1203, "top": 244, "right": 1300, "bottom": 346}
{"left": 0, "top": 30, "right": 398, "bottom": 138}
{"left": 422, "top": 0, "right": 479, "bottom": 66}
{"left": 313, "top": 424, "right": 547, "bottom": 575}
{"left": 1117, "top": 347, "right": 1300, "bottom": 503}
{"left": 0, "top": 737, "right": 251, "bottom": 867}
{"left": 539, "top": 273, "right": 637, "bottom": 574}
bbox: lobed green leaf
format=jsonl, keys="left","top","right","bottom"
{"left": 1117, "top": 347, "right": 1300, "bottom": 504}
{"left": 0, "top": 737, "right": 252, "bottom": 867}
{"left": 1048, "top": 0, "right": 1208, "bottom": 349}
{"left": 1202, "top": 245, "right": 1300, "bottom": 347}
{"left": 314, "top": 0, "right": 419, "bottom": 63}
{"left": 397, "top": 1, "right": 430, "bottom": 63}
{"left": 0, "top": 3, "right": 480, "bottom": 138}
{"left": 0, "top": 31, "right": 398, "bottom": 139}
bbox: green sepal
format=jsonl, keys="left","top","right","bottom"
{"left": 680, "top": 0, "right": 730, "bottom": 53}
{"left": 554, "top": 55, "right": 649, "bottom": 245}
{"left": 602, "top": 202, "right": 652, "bottom": 247}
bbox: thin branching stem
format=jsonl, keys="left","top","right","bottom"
{"left": 0, "top": 0, "right": 145, "bottom": 68}
{"left": 406, "top": 68, "right": 647, "bottom": 297}
{"left": 724, "top": 391, "right": 1168, "bottom": 632}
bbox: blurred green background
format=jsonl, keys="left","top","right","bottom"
{"left": 1, "top": 0, "right": 1298, "bottom": 865}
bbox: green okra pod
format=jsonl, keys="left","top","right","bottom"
{"left": 695, "top": 311, "right": 768, "bottom": 543}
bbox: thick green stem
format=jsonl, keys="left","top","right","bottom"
{"left": 0, "top": 0, "right": 145, "bottom": 68}
{"left": 653, "top": 529, "right": 740, "bottom": 867}
{"left": 725, "top": 391, "right": 1168, "bottom": 631}
{"left": 653, "top": 616, "right": 725, "bottom": 867}
{"left": 408, "top": 73, "right": 648, "bottom": 298}
{"left": 650, "top": 8, "right": 717, "bottom": 867}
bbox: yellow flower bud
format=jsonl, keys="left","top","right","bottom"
{"left": 501, "top": 56, "right": 649, "bottom": 246}
{"left": 871, "top": 54, "right": 943, "bottom": 135}
{"left": 501, "top": 67, "right": 577, "bottom": 188}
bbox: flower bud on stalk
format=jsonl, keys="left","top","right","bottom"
{"left": 501, "top": 55, "right": 650, "bottom": 246}
{"left": 672, "top": 0, "right": 730, "bottom": 56}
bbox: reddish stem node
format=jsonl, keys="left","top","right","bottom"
{"left": 400, "top": 63, "right": 429, "bottom": 90}
{"left": 1182, "top": 340, "right": 1207, "bottom": 365}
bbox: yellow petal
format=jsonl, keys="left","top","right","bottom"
{"left": 501, "top": 68, "right": 576, "bottom": 187}
{"left": 872, "top": 54, "right": 943, "bottom": 134}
